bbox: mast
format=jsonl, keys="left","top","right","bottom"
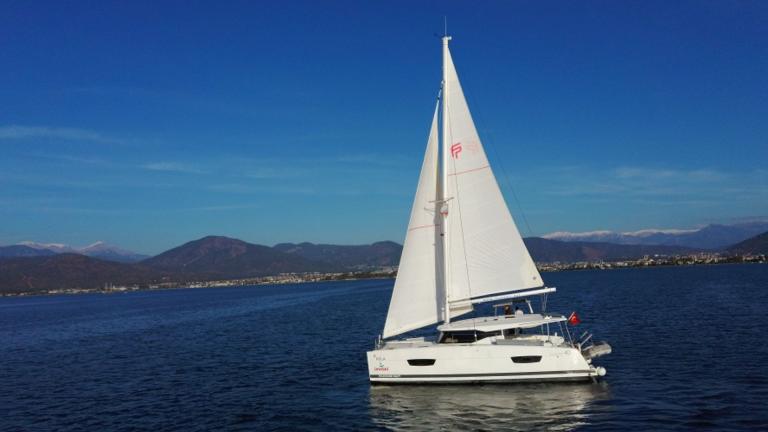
{"left": 441, "top": 34, "right": 452, "bottom": 324}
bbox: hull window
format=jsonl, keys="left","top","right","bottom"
{"left": 511, "top": 356, "right": 542, "bottom": 363}
{"left": 407, "top": 359, "right": 436, "bottom": 366}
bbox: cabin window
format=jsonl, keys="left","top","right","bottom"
{"left": 408, "top": 359, "right": 436, "bottom": 366}
{"left": 511, "top": 355, "right": 542, "bottom": 363}
{"left": 439, "top": 330, "right": 501, "bottom": 344}
{"left": 504, "top": 328, "right": 525, "bottom": 337}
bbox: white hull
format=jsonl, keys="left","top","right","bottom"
{"left": 367, "top": 340, "right": 598, "bottom": 384}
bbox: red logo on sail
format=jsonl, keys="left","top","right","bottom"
{"left": 450, "top": 142, "right": 462, "bottom": 159}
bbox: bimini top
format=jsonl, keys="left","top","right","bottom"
{"left": 437, "top": 313, "right": 567, "bottom": 333}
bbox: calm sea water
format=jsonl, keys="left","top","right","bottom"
{"left": 1, "top": 264, "right": 767, "bottom": 431}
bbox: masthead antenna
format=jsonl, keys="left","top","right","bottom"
{"left": 444, "top": 16, "right": 447, "bottom": 37}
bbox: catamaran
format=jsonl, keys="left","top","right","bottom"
{"left": 367, "top": 35, "right": 611, "bottom": 384}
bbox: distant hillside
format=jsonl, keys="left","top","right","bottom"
{"left": 543, "top": 222, "right": 768, "bottom": 250}
{"left": 0, "top": 234, "right": 729, "bottom": 295}
{"left": 273, "top": 241, "right": 401, "bottom": 269}
{"left": 0, "top": 254, "right": 163, "bottom": 294}
{"left": 725, "top": 231, "right": 768, "bottom": 255}
{"left": 1, "top": 237, "right": 392, "bottom": 293}
{"left": 0, "top": 245, "right": 57, "bottom": 259}
{"left": 79, "top": 242, "right": 149, "bottom": 263}
{"left": 142, "top": 236, "right": 336, "bottom": 278}
{"left": 17, "top": 241, "right": 76, "bottom": 253}
{"left": 8, "top": 241, "right": 149, "bottom": 263}
{"left": 524, "top": 237, "right": 699, "bottom": 263}
{"left": 272, "top": 238, "right": 702, "bottom": 267}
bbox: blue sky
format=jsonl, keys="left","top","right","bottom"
{"left": 1, "top": 1, "right": 766, "bottom": 254}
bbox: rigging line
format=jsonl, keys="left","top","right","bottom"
{"left": 487, "top": 129, "right": 536, "bottom": 238}
{"left": 460, "top": 74, "right": 536, "bottom": 238}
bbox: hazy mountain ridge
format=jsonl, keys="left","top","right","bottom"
{"left": 0, "top": 254, "right": 165, "bottom": 294}
{"left": 1, "top": 236, "right": 392, "bottom": 293}
{"left": 79, "top": 241, "right": 150, "bottom": 263}
{"left": 524, "top": 238, "right": 700, "bottom": 263}
{"left": 543, "top": 222, "right": 768, "bottom": 250}
{"left": 18, "top": 241, "right": 77, "bottom": 253}
{"left": 273, "top": 241, "right": 401, "bottom": 269}
{"left": 3, "top": 232, "right": 766, "bottom": 294}
{"left": 142, "top": 236, "right": 338, "bottom": 278}
{"left": 3, "top": 241, "right": 149, "bottom": 263}
{"left": 8, "top": 220, "right": 764, "bottom": 265}
{"left": 0, "top": 245, "right": 58, "bottom": 259}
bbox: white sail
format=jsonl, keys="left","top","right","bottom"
{"left": 383, "top": 103, "right": 443, "bottom": 339}
{"left": 441, "top": 42, "right": 543, "bottom": 311}
{"left": 368, "top": 36, "right": 611, "bottom": 387}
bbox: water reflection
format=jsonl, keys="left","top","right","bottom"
{"left": 369, "top": 383, "right": 611, "bottom": 431}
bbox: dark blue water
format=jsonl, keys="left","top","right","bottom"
{"left": 1, "top": 264, "right": 767, "bottom": 431}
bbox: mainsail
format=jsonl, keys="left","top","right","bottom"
{"left": 382, "top": 37, "right": 543, "bottom": 339}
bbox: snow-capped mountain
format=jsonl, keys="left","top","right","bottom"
{"left": 543, "top": 222, "right": 768, "bottom": 250}
{"left": 18, "top": 241, "right": 78, "bottom": 253}
{"left": 78, "top": 241, "right": 150, "bottom": 263}
{"left": 12, "top": 241, "right": 148, "bottom": 263}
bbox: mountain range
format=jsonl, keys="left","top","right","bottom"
{"left": 5, "top": 241, "right": 149, "bottom": 263}
{"left": 273, "top": 241, "right": 401, "bottom": 269}
{"left": 0, "top": 254, "right": 164, "bottom": 293}
{"left": 0, "top": 236, "right": 402, "bottom": 294}
{"left": 1, "top": 227, "right": 766, "bottom": 294}
{"left": 0, "top": 245, "right": 57, "bottom": 259}
{"left": 522, "top": 238, "right": 698, "bottom": 263}
{"left": 5, "top": 221, "right": 764, "bottom": 264}
{"left": 143, "top": 236, "right": 335, "bottom": 279}
{"left": 543, "top": 222, "right": 768, "bottom": 250}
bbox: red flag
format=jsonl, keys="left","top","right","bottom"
{"left": 568, "top": 311, "right": 581, "bottom": 325}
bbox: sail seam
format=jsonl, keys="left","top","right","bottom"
{"left": 447, "top": 165, "right": 490, "bottom": 177}
{"left": 407, "top": 223, "right": 440, "bottom": 232}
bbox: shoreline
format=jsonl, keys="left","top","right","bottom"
{"left": 1, "top": 256, "right": 765, "bottom": 298}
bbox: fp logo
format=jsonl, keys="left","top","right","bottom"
{"left": 450, "top": 142, "right": 462, "bottom": 159}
